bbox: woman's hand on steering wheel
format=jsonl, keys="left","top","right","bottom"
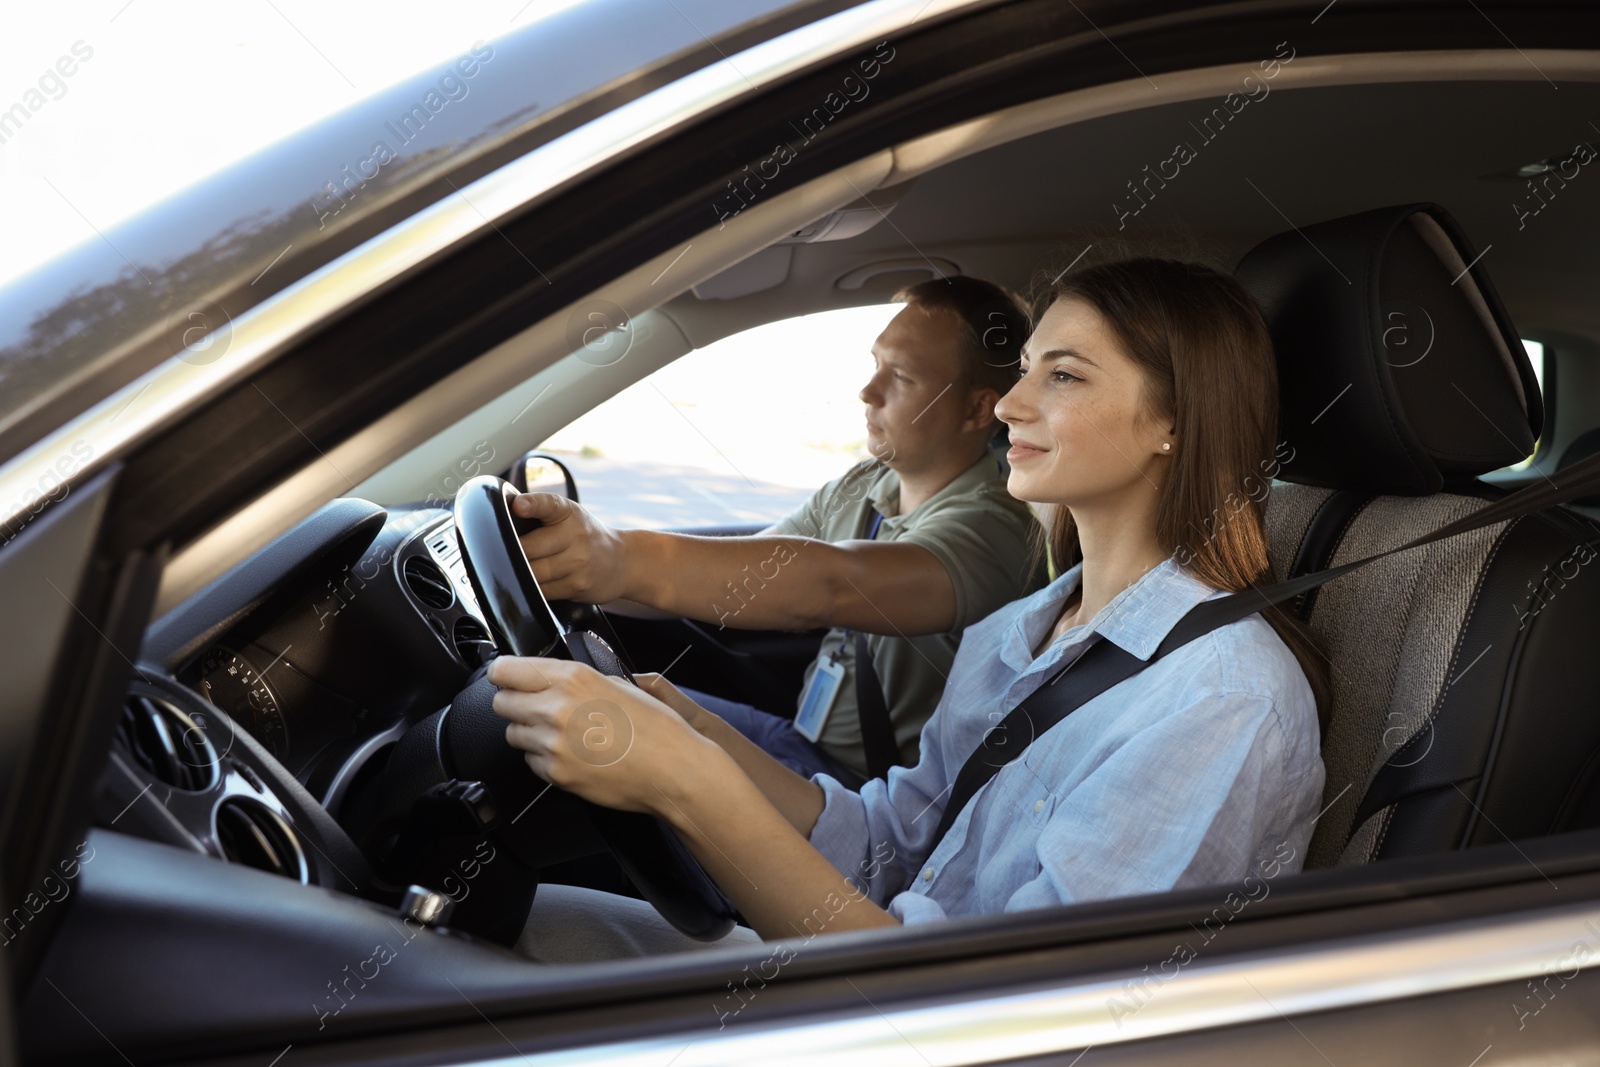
{"left": 486, "top": 655, "right": 724, "bottom": 817}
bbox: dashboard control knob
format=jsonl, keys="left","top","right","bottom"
{"left": 399, "top": 884, "right": 456, "bottom": 927}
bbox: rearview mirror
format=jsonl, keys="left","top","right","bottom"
{"left": 509, "top": 450, "right": 578, "bottom": 501}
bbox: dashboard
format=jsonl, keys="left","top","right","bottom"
{"left": 178, "top": 505, "right": 490, "bottom": 788}
{"left": 100, "top": 492, "right": 776, "bottom": 914}
{"left": 109, "top": 498, "right": 501, "bottom": 890}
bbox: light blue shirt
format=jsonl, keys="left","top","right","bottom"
{"left": 807, "top": 556, "right": 1325, "bottom": 924}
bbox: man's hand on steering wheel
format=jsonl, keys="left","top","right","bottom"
{"left": 487, "top": 656, "right": 724, "bottom": 817}
{"left": 512, "top": 493, "right": 629, "bottom": 603}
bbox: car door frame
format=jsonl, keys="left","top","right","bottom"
{"left": 11, "top": 1, "right": 1600, "bottom": 1064}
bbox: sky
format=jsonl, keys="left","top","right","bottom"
{"left": 0, "top": 0, "right": 588, "bottom": 287}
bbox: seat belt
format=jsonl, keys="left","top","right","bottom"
{"left": 852, "top": 507, "right": 902, "bottom": 781}
{"left": 858, "top": 452, "right": 1014, "bottom": 780}
{"left": 925, "top": 452, "right": 1600, "bottom": 856}
{"left": 855, "top": 630, "right": 899, "bottom": 780}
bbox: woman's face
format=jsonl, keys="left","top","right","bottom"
{"left": 994, "top": 295, "right": 1172, "bottom": 507}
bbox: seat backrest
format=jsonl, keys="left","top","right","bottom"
{"left": 1241, "top": 203, "right": 1600, "bottom": 869}
{"left": 1558, "top": 428, "right": 1600, "bottom": 508}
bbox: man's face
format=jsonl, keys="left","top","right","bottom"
{"left": 859, "top": 305, "right": 974, "bottom": 471}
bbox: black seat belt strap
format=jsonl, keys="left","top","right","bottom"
{"left": 851, "top": 506, "right": 901, "bottom": 781}
{"left": 924, "top": 451, "right": 1600, "bottom": 857}
{"left": 855, "top": 631, "right": 900, "bottom": 780}
{"left": 927, "top": 637, "right": 1143, "bottom": 849}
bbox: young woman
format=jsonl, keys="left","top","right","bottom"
{"left": 490, "top": 257, "right": 1330, "bottom": 961}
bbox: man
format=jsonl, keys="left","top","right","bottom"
{"left": 513, "top": 276, "right": 1047, "bottom": 787}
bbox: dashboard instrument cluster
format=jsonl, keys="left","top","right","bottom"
{"left": 167, "top": 506, "right": 493, "bottom": 806}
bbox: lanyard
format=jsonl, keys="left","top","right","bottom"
{"left": 862, "top": 508, "right": 885, "bottom": 541}
{"left": 829, "top": 507, "right": 885, "bottom": 663}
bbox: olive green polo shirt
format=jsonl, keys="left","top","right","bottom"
{"left": 770, "top": 451, "right": 1048, "bottom": 778}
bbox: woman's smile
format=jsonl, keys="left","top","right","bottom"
{"left": 1005, "top": 437, "right": 1049, "bottom": 462}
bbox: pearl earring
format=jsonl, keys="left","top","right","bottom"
{"left": 1161, "top": 442, "right": 1171, "bottom": 451}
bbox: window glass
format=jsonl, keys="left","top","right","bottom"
{"left": 1501, "top": 339, "right": 1547, "bottom": 474}
{"left": 540, "top": 304, "right": 901, "bottom": 529}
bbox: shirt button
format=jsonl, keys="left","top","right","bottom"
{"left": 1034, "top": 799, "right": 1045, "bottom": 813}
{"left": 922, "top": 866, "right": 934, "bottom": 882}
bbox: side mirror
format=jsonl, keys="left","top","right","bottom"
{"left": 508, "top": 450, "right": 579, "bottom": 501}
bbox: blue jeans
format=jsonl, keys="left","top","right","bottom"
{"left": 681, "top": 687, "right": 868, "bottom": 791}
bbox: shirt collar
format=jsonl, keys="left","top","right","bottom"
{"left": 866, "top": 449, "right": 1004, "bottom": 519}
{"left": 864, "top": 462, "right": 899, "bottom": 515}
{"left": 1004, "top": 556, "right": 1225, "bottom": 667}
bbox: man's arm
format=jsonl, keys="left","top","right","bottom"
{"left": 597, "top": 598, "right": 676, "bottom": 620}
{"left": 514, "top": 493, "right": 958, "bottom": 635}
{"left": 601, "top": 522, "right": 781, "bottom": 620}
{"left": 633, "top": 529, "right": 957, "bottom": 633}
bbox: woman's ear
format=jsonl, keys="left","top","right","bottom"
{"left": 1135, "top": 410, "right": 1175, "bottom": 458}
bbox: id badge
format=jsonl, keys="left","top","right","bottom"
{"left": 794, "top": 656, "right": 846, "bottom": 742}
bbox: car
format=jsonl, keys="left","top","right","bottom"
{"left": 5, "top": 0, "right": 1600, "bottom": 1063}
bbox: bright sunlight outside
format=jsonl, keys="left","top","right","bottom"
{"left": 539, "top": 303, "right": 904, "bottom": 529}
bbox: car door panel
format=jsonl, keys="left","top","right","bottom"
{"left": 0, "top": 466, "right": 166, "bottom": 987}
{"left": 31, "top": 826, "right": 1600, "bottom": 1066}
{"left": 12, "top": 1, "right": 1600, "bottom": 1065}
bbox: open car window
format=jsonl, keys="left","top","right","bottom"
{"left": 539, "top": 304, "right": 900, "bottom": 528}
{"left": 1496, "top": 338, "right": 1549, "bottom": 474}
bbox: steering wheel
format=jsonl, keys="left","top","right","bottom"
{"left": 447, "top": 474, "right": 737, "bottom": 941}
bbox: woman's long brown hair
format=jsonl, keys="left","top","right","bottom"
{"left": 1034, "top": 257, "right": 1332, "bottom": 736}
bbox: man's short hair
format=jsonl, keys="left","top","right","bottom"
{"left": 892, "top": 275, "right": 1032, "bottom": 397}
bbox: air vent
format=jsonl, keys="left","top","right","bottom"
{"left": 118, "top": 693, "right": 219, "bottom": 791}
{"left": 403, "top": 555, "right": 454, "bottom": 609}
{"left": 216, "top": 798, "right": 308, "bottom": 883}
{"left": 453, "top": 615, "right": 496, "bottom": 668}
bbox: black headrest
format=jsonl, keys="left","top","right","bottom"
{"left": 1236, "top": 202, "right": 1541, "bottom": 495}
